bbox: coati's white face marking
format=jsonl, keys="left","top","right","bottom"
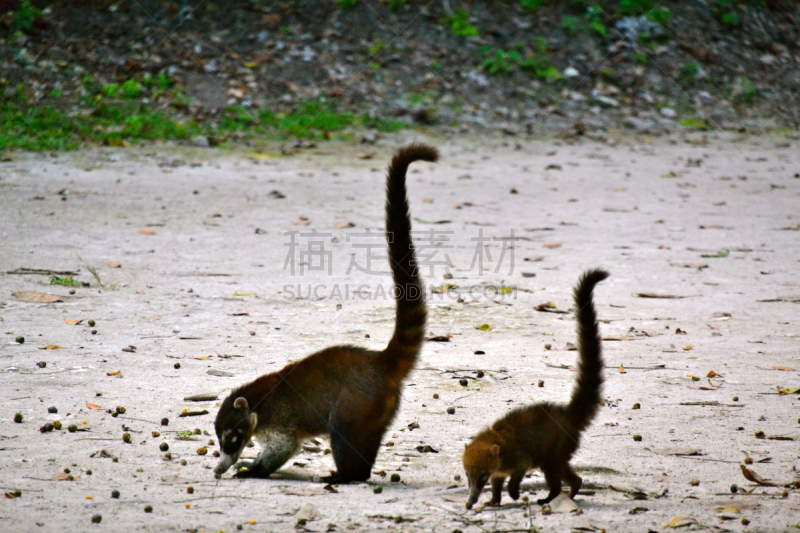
{"left": 214, "top": 412, "right": 257, "bottom": 478}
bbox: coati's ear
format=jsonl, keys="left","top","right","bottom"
{"left": 249, "top": 412, "right": 258, "bottom": 432}
{"left": 489, "top": 444, "right": 500, "bottom": 456}
{"left": 233, "top": 397, "right": 249, "bottom": 411}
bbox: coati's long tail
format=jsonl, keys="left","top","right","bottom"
{"left": 566, "top": 268, "right": 609, "bottom": 433}
{"left": 381, "top": 144, "right": 438, "bottom": 378}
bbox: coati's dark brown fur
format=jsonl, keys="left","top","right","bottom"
{"left": 213, "top": 144, "right": 437, "bottom": 483}
{"left": 462, "top": 269, "right": 609, "bottom": 508}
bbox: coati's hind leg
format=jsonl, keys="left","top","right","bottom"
{"left": 536, "top": 465, "right": 563, "bottom": 505}
{"left": 323, "top": 422, "right": 386, "bottom": 483}
{"left": 563, "top": 465, "right": 582, "bottom": 499}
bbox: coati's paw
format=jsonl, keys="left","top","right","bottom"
{"left": 487, "top": 498, "right": 502, "bottom": 507}
{"left": 233, "top": 462, "right": 269, "bottom": 479}
{"left": 508, "top": 488, "right": 520, "bottom": 500}
{"left": 536, "top": 497, "right": 552, "bottom": 506}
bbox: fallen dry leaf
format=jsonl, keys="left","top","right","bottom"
{"left": 619, "top": 364, "right": 627, "bottom": 374}
{"left": 106, "top": 371, "right": 120, "bottom": 376}
{"left": 107, "top": 263, "right": 121, "bottom": 268}
{"left": 740, "top": 464, "right": 778, "bottom": 486}
{"left": 773, "top": 366, "right": 795, "bottom": 371}
{"left": 333, "top": 222, "right": 355, "bottom": 229}
{"left": 139, "top": 229, "right": 155, "bottom": 235}
{"left": 543, "top": 243, "right": 562, "bottom": 249}
{"left": 64, "top": 318, "right": 82, "bottom": 325}
{"left": 716, "top": 507, "right": 740, "bottom": 514}
{"left": 86, "top": 403, "right": 101, "bottom": 410}
{"left": 41, "top": 345, "right": 63, "bottom": 350}
{"left": 683, "top": 345, "right": 693, "bottom": 351}
{"left": 51, "top": 473, "right": 71, "bottom": 481}
{"left": 294, "top": 221, "right": 311, "bottom": 226}
{"left": 664, "top": 517, "right": 696, "bottom": 528}
{"left": 707, "top": 370, "right": 721, "bottom": 378}
{"left": 777, "top": 387, "right": 800, "bottom": 395}
{"left": 12, "top": 291, "right": 71, "bottom": 304}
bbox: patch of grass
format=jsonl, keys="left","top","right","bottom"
{"left": 13, "top": 0, "right": 41, "bottom": 32}
{"left": 369, "top": 40, "right": 385, "bottom": 56}
{"left": 50, "top": 276, "right": 83, "bottom": 287}
{"left": 634, "top": 53, "right": 648, "bottom": 65}
{"left": 481, "top": 41, "right": 562, "bottom": 81}
{"left": 337, "top": 0, "right": 357, "bottom": 10}
{"left": 388, "top": 0, "right": 406, "bottom": 10}
{"left": 520, "top": 0, "right": 548, "bottom": 11}
{"left": 733, "top": 77, "right": 758, "bottom": 103}
{"left": 444, "top": 8, "right": 478, "bottom": 38}
{"left": 586, "top": 6, "right": 607, "bottom": 37}
{"left": 678, "top": 62, "right": 701, "bottom": 86}
{"left": 561, "top": 15, "right": 581, "bottom": 35}
{"left": 175, "top": 431, "right": 196, "bottom": 440}
{"left": 679, "top": 118, "right": 710, "bottom": 130}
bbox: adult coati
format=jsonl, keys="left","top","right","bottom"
{"left": 462, "top": 269, "right": 609, "bottom": 508}
{"left": 213, "top": 144, "right": 437, "bottom": 483}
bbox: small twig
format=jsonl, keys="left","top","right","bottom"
{"left": 118, "top": 415, "right": 161, "bottom": 425}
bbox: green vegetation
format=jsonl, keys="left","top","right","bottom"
{"left": 175, "top": 431, "right": 196, "bottom": 440}
{"left": 0, "top": 86, "right": 405, "bottom": 151}
{"left": 520, "top": 0, "right": 548, "bottom": 11}
{"left": 679, "top": 119, "right": 711, "bottom": 131}
{"left": 444, "top": 8, "right": 478, "bottom": 38}
{"left": 714, "top": 0, "right": 742, "bottom": 27}
{"left": 561, "top": 15, "right": 581, "bottom": 36}
{"left": 369, "top": 40, "right": 385, "bottom": 56}
{"left": 481, "top": 40, "right": 562, "bottom": 81}
{"left": 586, "top": 6, "right": 607, "bottom": 37}
{"left": 50, "top": 276, "right": 83, "bottom": 287}
{"left": 337, "top": 0, "right": 357, "bottom": 10}
{"left": 388, "top": 0, "right": 406, "bottom": 10}
{"left": 733, "top": 77, "right": 758, "bottom": 103}
{"left": 678, "top": 62, "right": 701, "bottom": 86}
{"left": 13, "top": 0, "right": 41, "bottom": 32}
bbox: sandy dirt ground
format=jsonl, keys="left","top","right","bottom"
{"left": 1, "top": 132, "right": 799, "bottom": 533}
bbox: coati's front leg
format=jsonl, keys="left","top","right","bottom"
{"left": 564, "top": 465, "right": 582, "bottom": 499}
{"left": 488, "top": 475, "right": 506, "bottom": 506}
{"left": 234, "top": 430, "right": 298, "bottom": 479}
{"left": 507, "top": 470, "right": 527, "bottom": 501}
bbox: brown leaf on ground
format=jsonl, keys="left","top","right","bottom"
{"left": 139, "top": 229, "right": 155, "bottom": 235}
{"left": 773, "top": 366, "right": 795, "bottom": 371}
{"left": 740, "top": 465, "right": 778, "bottom": 486}
{"left": 64, "top": 318, "right": 82, "bottom": 325}
{"left": 333, "top": 222, "right": 355, "bottom": 229}
{"left": 636, "top": 293, "right": 687, "bottom": 299}
{"left": 619, "top": 364, "right": 627, "bottom": 374}
{"left": 107, "top": 263, "right": 121, "bottom": 268}
{"left": 543, "top": 243, "right": 562, "bottom": 248}
{"left": 41, "top": 345, "right": 63, "bottom": 350}
{"left": 86, "top": 403, "right": 101, "bottom": 410}
{"left": 51, "top": 473, "right": 71, "bottom": 481}
{"left": 12, "top": 291, "right": 71, "bottom": 303}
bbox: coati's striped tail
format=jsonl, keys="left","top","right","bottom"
{"left": 381, "top": 144, "right": 438, "bottom": 379}
{"left": 566, "top": 268, "right": 609, "bottom": 433}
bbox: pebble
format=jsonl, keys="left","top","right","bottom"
{"left": 91, "top": 514, "right": 102, "bottom": 524}
{"left": 13, "top": 413, "right": 23, "bottom": 423}
{"left": 564, "top": 66, "right": 580, "bottom": 78}
{"left": 633, "top": 434, "right": 642, "bottom": 441}
{"left": 660, "top": 107, "right": 677, "bottom": 119}
{"left": 37, "top": 361, "right": 46, "bottom": 368}
{"left": 88, "top": 320, "right": 96, "bottom": 327}
{"left": 144, "top": 505, "right": 153, "bottom": 513}
{"left": 15, "top": 336, "right": 24, "bottom": 344}
{"left": 48, "top": 406, "right": 58, "bottom": 413}
{"left": 459, "top": 378, "right": 468, "bottom": 387}
{"left": 538, "top": 380, "right": 544, "bottom": 387}
{"left": 161, "top": 418, "right": 169, "bottom": 426}
{"left": 111, "top": 490, "right": 120, "bottom": 499}
{"left": 191, "top": 136, "right": 209, "bottom": 148}
{"left": 447, "top": 407, "right": 456, "bottom": 415}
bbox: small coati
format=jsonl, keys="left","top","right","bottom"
{"left": 213, "top": 144, "right": 438, "bottom": 483}
{"left": 462, "top": 268, "right": 609, "bottom": 509}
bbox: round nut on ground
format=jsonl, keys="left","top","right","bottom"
{"left": 690, "top": 479, "right": 699, "bottom": 486}
{"left": 91, "top": 514, "right": 102, "bottom": 524}
{"left": 122, "top": 433, "right": 131, "bottom": 444}
{"left": 454, "top": 474, "right": 461, "bottom": 481}
{"left": 197, "top": 447, "right": 208, "bottom": 456}
{"left": 741, "top": 518, "right": 750, "bottom": 526}
{"left": 161, "top": 418, "right": 168, "bottom": 426}
{"left": 187, "top": 487, "right": 194, "bottom": 494}
{"left": 15, "top": 336, "right": 24, "bottom": 344}
{"left": 782, "top": 490, "right": 789, "bottom": 498}
{"left": 236, "top": 525, "right": 243, "bottom": 531}
{"left": 744, "top": 457, "right": 753, "bottom": 464}
{"left": 537, "top": 380, "right": 544, "bottom": 387}
{"left": 390, "top": 473, "right": 401, "bottom": 482}
{"left": 152, "top": 431, "right": 160, "bottom": 438}
{"left": 144, "top": 505, "right": 152, "bottom": 513}
{"left": 633, "top": 434, "right": 642, "bottom": 442}
{"left": 13, "top": 413, "right": 23, "bottom": 423}
{"left": 40, "top": 423, "right": 54, "bottom": 433}
{"left": 459, "top": 378, "right": 468, "bottom": 387}
{"left": 632, "top": 403, "right": 640, "bottom": 409}
{"left": 476, "top": 370, "right": 484, "bottom": 378}
{"left": 447, "top": 407, "right": 456, "bottom": 415}
{"left": 86, "top": 470, "right": 92, "bottom": 475}
{"left": 730, "top": 484, "right": 738, "bottom": 493}
{"left": 37, "top": 361, "right": 46, "bottom": 368}
{"left": 433, "top": 393, "right": 439, "bottom": 399}
{"left": 373, "top": 486, "right": 382, "bottom": 494}
{"left": 541, "top": 506, "right": 552, "bottom": 515}
{"left": 174, "top": 363, "right": 180, "bottom": 369}
{"left": 544, "top": 343, "right": 552, "bottom": 350}
{"left": 732, "top": 396, "right": 739, "bottom": 402}
{"left": 64, "top": 468, "right": 70, "bottom": 474}
{"left": 116, "top": 406, "right": 126, "bottom": 414}
{"left": 180, "top": 459, "right": 187, "bottom": 466}
{"left": 48, "top": 406, "right": 58, "bottom": 413}
{"left": 91, "top": 330, "right": 97, "bottom": 335}
{"left": 163, "top": 453, "right": 172, "bottom": 461}
{"left": 212, "top": 450, "right": 219, "bottom": 457}
{"left": 159, "top": 442, "right": 169, "bottom": 452}
{"left": 68, "top": 424, "right": 78, "bottom": 432}
{"left": 53, "top": 421, "right": 62, "bottom": 430}
{"left": 88, "top": 320, "right": 96, "bottom": 327}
